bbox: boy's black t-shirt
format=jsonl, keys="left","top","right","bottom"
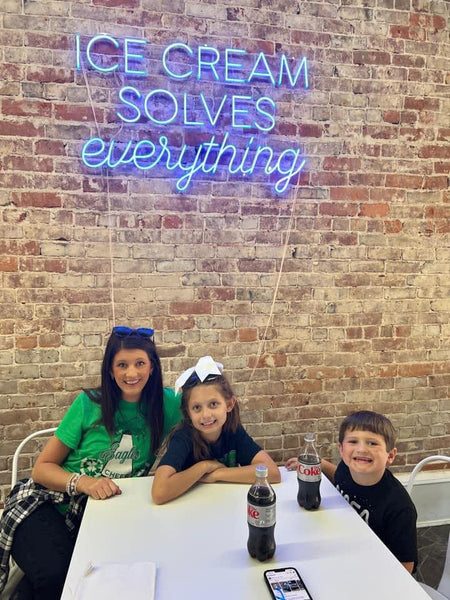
{"left": 158, "top": 424, "right": 261, "bottom": 472}
{"left": 334, "top": 461, "right": 418, "bottom": 568}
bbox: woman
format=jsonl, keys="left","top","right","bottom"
{"left": 1, "top": 327, "right": 181, "bottom": 599}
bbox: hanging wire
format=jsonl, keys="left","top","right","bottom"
{"left": 244, "top": 180, "right": 301, "bottom": 398}
{"left": 78, "top": 52, "right": 116, "bottom": 327}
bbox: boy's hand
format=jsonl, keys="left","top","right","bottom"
{"left": 285, "top": 457, "right": 298, "bottom": 471}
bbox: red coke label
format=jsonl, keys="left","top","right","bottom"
{"left": 247, "top": 502, "right": 276, "bottom": 527}
{"left": 297, "top": 461, "right": 321, "bottom": 483}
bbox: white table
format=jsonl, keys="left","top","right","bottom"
{"left": 62, "top": 469, "right": 430, "bottom": 599}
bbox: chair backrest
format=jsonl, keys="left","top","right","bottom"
{"left": 406, "top": 455, "right": 450, "bottom": 494}
{"left": 11, "top": 428, "right": 57, "bottom": 488}
{"left": 406, "top": 455, "right": 450, "bottom": 598}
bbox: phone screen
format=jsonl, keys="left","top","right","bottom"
{"left": 264, "top": 567, "right": 313, "bottom": 600}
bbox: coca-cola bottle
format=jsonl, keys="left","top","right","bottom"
{"left": 297, "top": 433, "right": 321, "bottom": 510}
{"left": 247, "top": 465, "right": 276, "bottom": 561}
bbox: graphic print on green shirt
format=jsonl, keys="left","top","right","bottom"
{"left": 57, "top": 389, "right": 182, "bottom": 478}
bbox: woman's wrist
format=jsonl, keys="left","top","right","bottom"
{"left": 66, "top": 472, "right": 87, "bottom": 495}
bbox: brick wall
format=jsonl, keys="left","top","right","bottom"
{"left": 0, "top": 0, "right": 449, "bottom": 504}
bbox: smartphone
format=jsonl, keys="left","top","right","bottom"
{"left": 264, "top": 567, "right": 313, "bottom": 600}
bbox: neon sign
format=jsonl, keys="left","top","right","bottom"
{"left": 76, "top": 35, "right": 309, "bottom": 194}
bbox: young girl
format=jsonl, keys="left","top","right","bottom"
{"left": 1, "top": 327, "right": 181, "bottom": 600}
{"left": 151, "top": 355, "right": 280, "bottom": 505}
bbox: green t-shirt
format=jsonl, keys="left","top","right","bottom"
{"left": 56, "top": 388, "right": 181, "bottom": 479}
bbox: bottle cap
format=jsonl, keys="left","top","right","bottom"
{"left": 255, "top": 464, "right": 268, "bottom": 477}
{"left": 304, "top": 433, "right": 316, "bottom": 443}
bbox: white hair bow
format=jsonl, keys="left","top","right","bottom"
{"left": 174, "top": 355, "right": 223, "bottom": 394}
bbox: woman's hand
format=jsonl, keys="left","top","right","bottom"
{"left": 77, "top": 475, "right": 122, "bottom": 500}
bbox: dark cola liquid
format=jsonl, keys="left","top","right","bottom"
{"left": 247, "top": 486, "right": 276, "bottom": 561}
{"left": 297, "top": 455, "right": 321, "bottom": 510}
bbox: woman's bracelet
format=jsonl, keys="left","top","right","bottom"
{"left": 66, "top": 472, "right": 84, "bottom": 496}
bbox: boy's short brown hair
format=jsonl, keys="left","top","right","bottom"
{"left": 338, "top": 410, "right": 397, "bottom": 451}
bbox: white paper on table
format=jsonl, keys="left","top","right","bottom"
{"left": 74, "top": 561, "right": 156, "bottom": 599}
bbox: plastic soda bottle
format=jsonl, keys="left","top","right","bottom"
{"left": 247, "top": 465, "right": 276, "bottom": 561}
{"left": 297, "top": 433, "right": 321, "bottom": 510}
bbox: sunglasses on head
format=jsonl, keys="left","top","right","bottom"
{"left": 182, "top": 372, "right": 221, "bottom": 391}
{"left": 112, "top": 326, "right": 154, "bottom": 340}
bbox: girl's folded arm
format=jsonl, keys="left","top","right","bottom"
{"left": 151, "top": 461, "right": 222, "bottom": 505}
{"left": 202, "top": 450, "right": 281, "bottom": 484}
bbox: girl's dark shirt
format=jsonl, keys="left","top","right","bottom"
{"left": 158, "top": 424, "right": 261, "bottom": 472}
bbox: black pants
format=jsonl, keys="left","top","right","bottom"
{"left": 11, "top": 502, "right": 77, "bottom": 600}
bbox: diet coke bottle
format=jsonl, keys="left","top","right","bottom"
{"left": 247, "top": 465, "right": 276, "bottom": 561}
{"left": 297, "top": 433, "right": 321, "bottom": 510}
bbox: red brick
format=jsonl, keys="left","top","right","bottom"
{"left": 390, "top": 25, "right": 426, "bottom": 41}
{"left": 0, "top": 241, "right": 39, "bottom": 255}
{"left": 384, "top": 220, "right": 403, "bottom": 233}
{"left": 363, "top": 125, "right": 397, "bottom": 139}
{"left": 35, "top": 140, "right": 66, "bottom": 155}
{"left": 16, "top": 336, "right": 38, "bottom": 350}
{"left": 437, "top": 128, "right": 450, "bottom": 142}
{"left": 238, "top": 328, "right": 258, "bottom": 342}
{"left": 311, "top": 172, "right": 347, "bottom": 186}
{"left": 398, "top": 363, "right": 434, "bottom": 377}
{"left": 330, "top": 187, "right": 369, "bottom": 202}
{"left": 198, "top": 288, "right": 236, "bottom": 301}
{"left": 0, "top": 257, "right": 18, "bottom": 271}
{"left": 385, "top": 174, "right": 423, "bottom": 188}
{"left": 298, "top": 124, "right": 323, "bottom": 138}
{"left": 319, "top": 202, "right": 358, "bottom": 217}
{"left": 16, "top": 193, "right": 61, "bottom": 208}
{"left": 55, "top": 104, "right": 102, "bottom": 122}
{"left": 359, "top": 203, "right": 389, "bottom": 217}
{"left": 5, "top": 157, "right": 53, "bottom": 173}
{"left": 170, "top": 302, "right": 212, "bottom": 315}
{"left": 423, "top": 176, "right": 448, "bottom": 190}
{"left": 25, "top": 33, "right": 72, "bottom": 50}
{"left": 419, "top": 146, "right": 450, "bottom": 159}
{"left": 383, "top": 110, "right": 400, "bottom": 124}
{"left": 20, "top": 258, "right": 66, "bottom": 273}
{"left": 323, "top": 157, "right": 361, "bottom": 171}
{"left": 353, "top": 51, "right": 390, "bottom": 65}
{"left": 162, "top": 215, "right": 183, "bottom": 229}
{"left": 0, "top": 63, "right": 23, "bottom": 80}
{"left": 0, "top": 120, "right": 44, "bottom": 137}
{"left": 26, "top": 66, "right": 73, "bottom": 84}
{"left": 2, "top": 99, "right": 52, "bottom": 118}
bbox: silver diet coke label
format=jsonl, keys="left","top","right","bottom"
{"left": 297, "top": 461, "right": 321, "bottom": 483}
{"left": 247, "top": 502, "right": 276, "bottom": 527}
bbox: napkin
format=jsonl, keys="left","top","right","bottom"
{"left": 74, "top": 561, "right": 156, "bottom": 599}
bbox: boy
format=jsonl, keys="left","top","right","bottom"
{"left": 287, "top": 411, "right": 418, "bottom": 573}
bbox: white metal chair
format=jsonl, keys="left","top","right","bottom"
{"left": 11, "top": 427, "right": 57, "bottom": 488}
{"left": 406, "top": 455, "right": 450, "bottom": 600}
{"left": 0, "top": 428, "right": 58, "bottom": 600}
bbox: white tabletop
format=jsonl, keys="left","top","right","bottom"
{"left": 62, "top": 469, "right": 429, "bottom": 600}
